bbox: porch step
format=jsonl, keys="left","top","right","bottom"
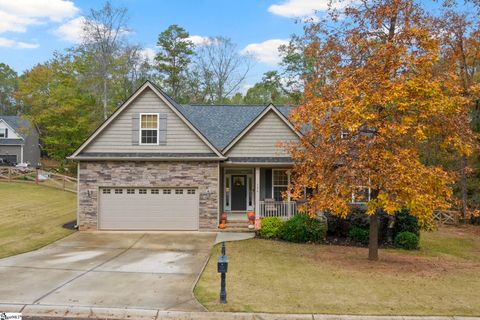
{"left": 220, "top": 221, "right": 255, "bottom": 232}
{"left": 219, "top": 228, "right": 254, "bottom": 232}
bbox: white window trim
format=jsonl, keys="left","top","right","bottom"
{"left": 351, "top": 186, "right": 371, "bottom": 204}
{"left": 224, "top": 170, "right": 254, "bottom": 211}
{"left": 272, "top": 169, "right": 289, "bottom": 202}
{"left": 139, "top": 113, "right": 160, "bottom": 145}
{"left": 224, "top": 173, "right": 231, "bottom": 211}
{"left": 0, "top": 128, "right": 6, "bottom": 138}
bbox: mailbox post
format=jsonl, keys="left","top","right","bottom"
{"left": 217, "top": 242, "right": 228, "bottom": 304}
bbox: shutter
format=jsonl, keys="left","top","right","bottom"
{"left": 4, "top": 128, "right": 8, "bottom": 138}
{"left": 132, "top": 113, "right": 140, "bottom": 145}
{"left": 265, "top": 169, "right": 272, "bottom": 198}
{"left": 158, "top": 113, "right": 167, "bottom": 144}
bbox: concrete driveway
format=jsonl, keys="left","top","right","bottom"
{"left": 0, "top": 232, "right": 216, "bottom": 315}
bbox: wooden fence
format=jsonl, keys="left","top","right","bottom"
{"left": 0, "top": 167, "right": 77, "bottom": 193}
{"left": 433, "top": 210, "right": 460, "bottom": 225}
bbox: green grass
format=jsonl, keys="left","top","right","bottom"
{"left": 0, "top": 182, "right": 77, "bottom": 258}
{"left": 195, "top": 226, "right": 480, "bottom": 316}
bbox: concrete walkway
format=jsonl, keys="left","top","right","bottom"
{"left": 215, "top": 232, "right": 255, "bottom": 244}
{"left": 0, "top": 232, "right": 216, "bottom": 313}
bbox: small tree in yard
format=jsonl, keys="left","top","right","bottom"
{"left": 289, "top": 0, "right": 475, "bottom": 260}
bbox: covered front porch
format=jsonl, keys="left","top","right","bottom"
{"left": 220, "top": 165, "right": 303, "bottom": 222}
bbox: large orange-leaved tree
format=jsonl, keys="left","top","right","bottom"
{"left": 288, "top": 0, "right": 475, "bottom": 260}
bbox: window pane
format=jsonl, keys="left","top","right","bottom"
{"left": 273, "top": 186, "right": 287, "bottom": 201}
{"left": 141, "top": 129, "right": 158, "bottom": 144}
{"left": 353, "top": 187, "right": 369, "bottom": 203}
{"left": 141, "top": 114, "right": 158, "bottom": 129}
{"left": 273, "top": 170, "right": 288, "bottom": 185}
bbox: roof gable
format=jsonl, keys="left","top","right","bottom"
{"left": 70, "top": 81, "right": 225, "bottom": 159}
{"left": 177, "top": 104, "right": 293, "bottom": 150}
{"left": 222, "top": 104, "right": 302, "bottom": 155}
{"left": 0, "top": 116, "right": 33, "bottom": 139}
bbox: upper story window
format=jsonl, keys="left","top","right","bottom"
{"left": 140, "top": 114, "right": 158, "bottom": 145}
{"left": 0, "top": 128, "right": 7, "bottom": 138}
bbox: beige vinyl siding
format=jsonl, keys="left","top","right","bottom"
{"left": 226, "top": 110, "right": 299, "bottom": 157}
{"left": 84, "top": 88, "right": 211, "bottom": 153}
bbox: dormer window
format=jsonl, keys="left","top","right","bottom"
{"left": 140, "top": 113, "right": 158, "bottom": 145}
{"left": 0, "top": 128, "right": 7, "bottom": 138}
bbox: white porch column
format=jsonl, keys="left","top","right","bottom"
{"left": 255, "top": 167, "right": 260, "bottom": 219}
{"left": 287, "top": 170, "right": 291, "bottom": 218}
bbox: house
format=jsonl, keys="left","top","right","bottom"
{"left": 69, "top": 81, "right": 303, "bottom": 231}
{"left": 0, "top": 116, "right": 40, "bottom": 166}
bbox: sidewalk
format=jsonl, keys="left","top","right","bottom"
{"left": 2, "top": 303, "right": 478, "bottom": 320}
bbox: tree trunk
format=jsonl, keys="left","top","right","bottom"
{"left": 460, "top": 155, "right": 468, "bottom": 223}
{"left": 368, "top": 213, "right": 379, "bottom": 261}
{"left": 103, "top": 77, "right": 108, "bottom": 121}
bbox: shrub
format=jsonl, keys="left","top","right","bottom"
{"left": 257, "top": 217, "right": 284, "bottom": 239}
{"left": 348, "top": 226, "right": 369, "bottom": 245}
{"left": 394, "top": 231, "right": 419, "bottom": 250}
{"left": 393, "top": 208, "right": 420, "bottom": 237}
{"left": 278, "top": 214, "right": 326, "bottom": 243}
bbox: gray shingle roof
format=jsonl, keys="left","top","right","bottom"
{"left": 78, "top": 152, "right": 218, "bottom": 158}
{"left": 227, "top": 157, "right": 293, "bottom": 163}
{"left": 0, "top": 138, "right": 24, "bottom": 145}
{"left": 176, "top": 104, "right": 293, "bottom": 150}
{"left": 0, "top": 116, "right": 33, "bottom": 138}
{"left": 148, "top": 80, "right": 295, "bottom": 151}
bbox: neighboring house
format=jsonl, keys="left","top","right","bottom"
{"left": 69, "top": 81, "right": 303, "bottom": 231}
{"left": 0, "top": 116, "right": 40, "bottom": 166}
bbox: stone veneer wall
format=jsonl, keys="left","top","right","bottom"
{"left": 78, "top": 161, "right": 219, "bottom": 231}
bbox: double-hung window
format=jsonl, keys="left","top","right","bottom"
{"left": 140, "top": 114, "right": 158, "bottom": 145}
{"left": 0, "top": 128, "right": 7, "bottom": 138}
{"left": 272, "top": 169, "right": 289, "bottom": 201}
{"left": 351, "top": 186, "right": 371, "bottom": 204}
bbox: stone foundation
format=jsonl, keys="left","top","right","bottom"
{"left": 78, "top": 161, "right": 219, "bottom": 231}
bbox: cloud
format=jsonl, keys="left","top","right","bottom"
{"left": 54, "top": 16, "right": 85, "bottom": 43}
{"left": 268, "top": 0, "right": 347, "bottom": 20}
{"left": 241, "top": 39, "right": 288, "bottom": 66}
{"left": 240, "top": 83, "right": 254, "bottom": 95}
{"left": 55, "top": 16, "right": 132, "bottom": 44}
{"left": 0, "top": 0, "right": 79, "bottom": 33}
{"left": 186, "top": 35, "right": 212, "bottom": 46}
{"left": 0, "top": 37, "right": 39, "bottom": 49}
{"left": 139, "top": 48, "right": 156, "bottom": 64}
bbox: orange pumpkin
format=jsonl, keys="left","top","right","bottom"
{"left": 218, "top": 223, "right": 226, "bottom": 229}
{"left": 220, "top": 212, "right": 228, "bottom": 222}
{"left": 247, "top": 211, "right": 255, "bottom": 220}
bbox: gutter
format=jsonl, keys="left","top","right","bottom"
{"left": 67, "top": 156, "right": 228, "bottom": 161}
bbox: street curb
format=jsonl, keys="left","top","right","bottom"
{"left": 4, "top": 304, "right": 479, "bottom": 320}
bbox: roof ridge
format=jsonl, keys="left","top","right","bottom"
{"left": 183, "top": 104, "right": 291, "bottom": 107}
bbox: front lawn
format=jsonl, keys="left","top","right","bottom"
{"left": 194, "top": 226, "right": 480, "bottom": 315}
{"left": 0, "top": 182, "right": 77, "bottom": 259}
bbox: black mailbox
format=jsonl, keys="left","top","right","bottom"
{"left": 217, "top": 255, "right": 228, "bottom": 273}
{"left": 218, "top": 242, "right": 228, "bottom": 304}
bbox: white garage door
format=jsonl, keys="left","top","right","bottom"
{"left": 99, "top": 187, "right": 199, "bottom": 230}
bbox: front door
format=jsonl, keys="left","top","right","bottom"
{"left": 231, "top": 175, "right": 247, "bottom": 211}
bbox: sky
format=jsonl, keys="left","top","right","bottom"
{"left": 0, "top": 0, "right": 334, "bottom": 91}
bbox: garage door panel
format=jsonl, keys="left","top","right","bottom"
{"left": 99, "top": 188, "right": 199, "bottom": 230}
